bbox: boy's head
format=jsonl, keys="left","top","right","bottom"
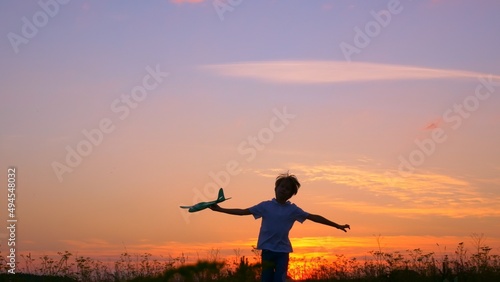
{"left": 274, "top": 172, "right": 301, "bottom": 201}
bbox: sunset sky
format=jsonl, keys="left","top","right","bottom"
{"left": 1, "top": 0, "right": 500, "bottom": 267}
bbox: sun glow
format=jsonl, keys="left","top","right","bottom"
{"left": 286, "top": 235, "right": 500, "bottom": 280}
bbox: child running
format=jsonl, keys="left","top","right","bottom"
{"left": 210, "top": 172, "right": 350, "bottom": 282}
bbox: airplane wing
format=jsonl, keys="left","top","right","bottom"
{"left": 179, "top": 188, "right": 231, "bottom": 213}
{"left": 186, "top": 200, "right": 217, "bottom": 212}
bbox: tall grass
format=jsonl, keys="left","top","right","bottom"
{"left": 1, "top": 239, "right": 499, "bottom": 281}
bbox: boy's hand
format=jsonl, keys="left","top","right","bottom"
{"left": 338, "top": 224, "right": 350, "bottom": 232}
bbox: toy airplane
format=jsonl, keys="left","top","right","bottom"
{"left": 180, "top": 188, "right": 231, "bottom": 213}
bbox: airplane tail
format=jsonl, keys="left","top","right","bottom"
{"left": 217, "top": 188, "right": 225, "bottom": 201}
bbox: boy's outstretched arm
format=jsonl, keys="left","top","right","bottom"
{"left": 307, "top": 213, "right": 350, "bottom": 232}
{"left": 210, "top": 204, "right": 251, "bottom": 216}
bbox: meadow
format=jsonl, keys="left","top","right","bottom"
{"left": 1, "top": 239, "right": 499, "bottom": 282}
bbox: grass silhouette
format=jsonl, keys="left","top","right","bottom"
{"left": 1, "top": 238, "right": 499, "bottom": 281}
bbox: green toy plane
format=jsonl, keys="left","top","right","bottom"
{"left": 180, "top": 188, "right": 231, "bottom": 213}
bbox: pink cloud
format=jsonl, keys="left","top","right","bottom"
{"left": 423, "top": 117, "right": 444, "bottom": 131}
{"left": 201, "top": 60, "right": 500, "bottom": 84}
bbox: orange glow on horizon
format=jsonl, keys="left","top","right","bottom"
{"left": 15, "top": 234, "right": 500, "bottom": 281}
{"left": 19, "top": 235, "right": 500, "bottom": 266}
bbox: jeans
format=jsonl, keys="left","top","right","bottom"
{"left": 261, "top": 250, "right": 289, "bottom": 282}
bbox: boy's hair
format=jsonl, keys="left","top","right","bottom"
{"left": 275, "top": 172, "right": 301, "bottom": 195}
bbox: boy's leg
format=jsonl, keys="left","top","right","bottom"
{"left": 273, "top": 252, "right": 289, "bottom": 282}
{"left": 261, "top": 250, "right": 276, "bottom": 282}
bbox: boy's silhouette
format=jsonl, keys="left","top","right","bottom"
{"left": 210, "top": 172, "right": 350, "bottom": 282}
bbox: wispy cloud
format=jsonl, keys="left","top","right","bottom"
{"left": 255, "top": 162, "right": 500, "bottom": 218}
{"left": 200, "top": 61, "right": 500, "bottom": 84}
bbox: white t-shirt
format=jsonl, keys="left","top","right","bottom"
{"left": 249, "top": 198, "right": 309, "bottom": 253}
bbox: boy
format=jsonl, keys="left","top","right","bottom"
{"left": 210, "top": 172, "right": 350, "bottom": 282}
